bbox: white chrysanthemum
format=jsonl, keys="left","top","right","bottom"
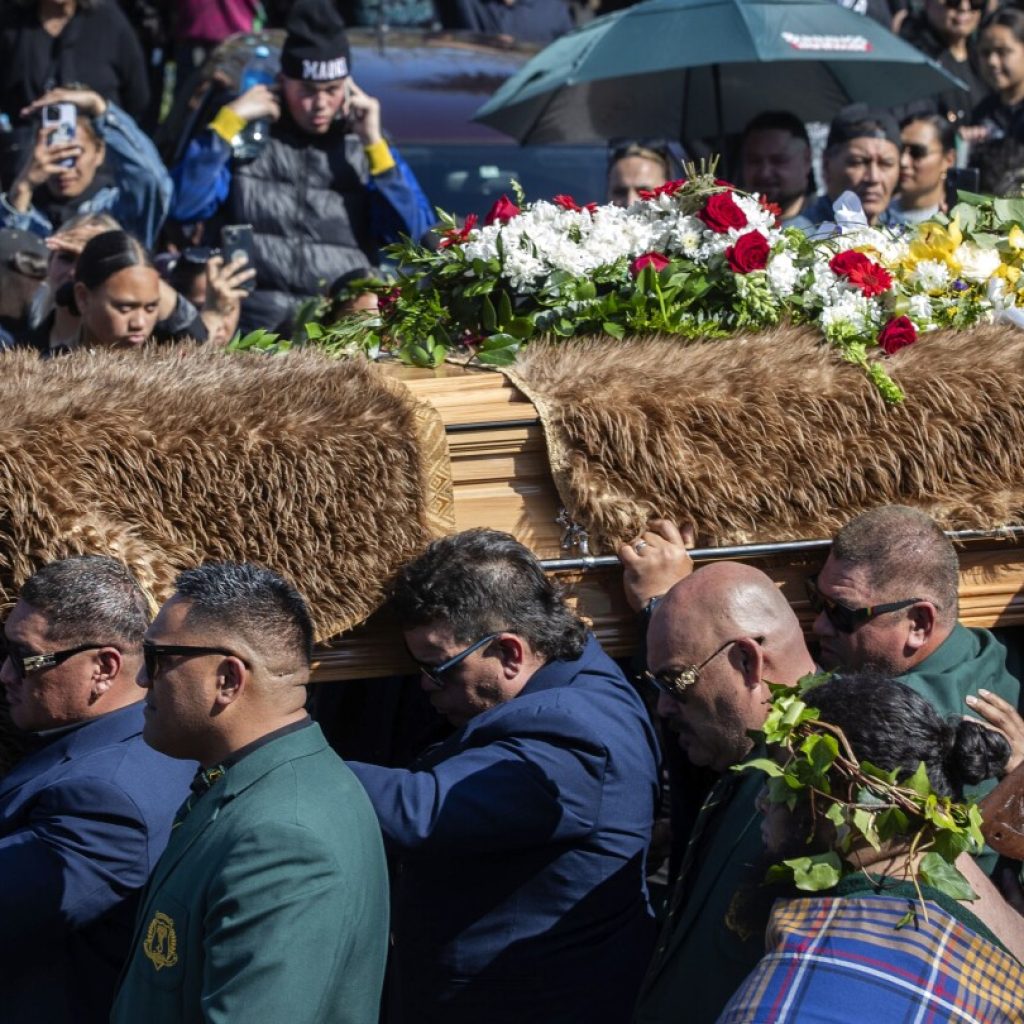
{"left": 819, "top": 289, "right": 876, "bottom": 333}
{"left": 909, "top": 260, "right": 950, "bottom": 294}
{"left": 954, "top": 243, "right": 1001, "bottom": 283}
{"left": 907, "top": 294, "right": 935, "bottom": 322}
{"left": 766, "top": 252, "right": 799, "bottom": 297}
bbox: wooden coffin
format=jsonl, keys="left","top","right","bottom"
{"left": 311, "top": 364, "right": 1024, "bottom": 681}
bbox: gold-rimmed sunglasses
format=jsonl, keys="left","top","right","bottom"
{"left": 642, "top": 635, "right": 765, "bottom": 700}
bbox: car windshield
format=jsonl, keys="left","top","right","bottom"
{"left": 401, "top": 144, "right": 609, "bottom": 220}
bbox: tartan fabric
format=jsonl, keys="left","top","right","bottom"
{"left": 717, "top": 892, "right": 1024, "bottom": 1023}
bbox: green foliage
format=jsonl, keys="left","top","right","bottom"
{"left": 736, "top": 674, "right": 986, "bottom": 910}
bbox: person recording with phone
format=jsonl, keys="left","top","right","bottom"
{"left": 169, "top": 0, "right": 435, "bottom": 334}
{"left": 0, "top": 86, "right": 171, "bottom": 250}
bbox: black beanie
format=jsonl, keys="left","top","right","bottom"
{"left": 280, "top": 0, "right": 351, "bottom": 82}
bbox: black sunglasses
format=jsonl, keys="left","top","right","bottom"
{"left": 642, "top": 636, "right": 765, "bottom": 700}
{"left": 902, "top": 142, "right": 937, "bottom": 160}
{"left": 608, "top": 137, "right": 674, "bottom": 164}
{"left": 410, "top": 633, "right": 501, "bottom": 689}
{"left": 805, "top": 575, "right": 923, "bottom": 634}
{"left": 143, "top": 642, "right": 244, "bottom": 679}
{"left": 941, "top": 0, "right": 984, "bottom": 10}
{"left": 4, "top": 642, "right": 108, "bottom": 677}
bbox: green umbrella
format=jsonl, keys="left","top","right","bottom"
{"left": 474, "top": 0, "right": 966, "bottom": 144}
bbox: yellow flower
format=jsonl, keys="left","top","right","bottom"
{"left": 1009, "top": 224, "right": 1024, "bottom": 251}
{"left": 999, "top": 263, "right": 1022, "bottom": 285}
{"left": 908, "top": 220, "right": 962, "bottom": 269}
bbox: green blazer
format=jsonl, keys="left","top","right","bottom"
{"left": 111, "top": 724, "right": 389, "bottom": 1024}
{"left": 633, "top": 768, "right": 766, "bottom": 1024}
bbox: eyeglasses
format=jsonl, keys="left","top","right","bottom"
{"left": 805, "top": 575, "right": 923, "bottom": 634}
{"left": 142, "top": 642, "right": 244, "bottom": 679}
{"left": 4, "top": 642, "right": 108, "bottom": 677}
{"left": 940, "top": 0, "right": 984, "bottom": 11}
{"left": 409, "top": 633, "right": 501, "bottom": 689}
{"left": 642, "top": 636, "right": 765, "bottom": 700}
{"left": 902, "top": 143, "right": 938, "bottom": 160}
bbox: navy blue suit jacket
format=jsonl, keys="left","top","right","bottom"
{"left": 350, "top": 635, "right": 661, "bottom": 1024}
{"left": 0, "top": 701, "right": 194, "bottom": 1023}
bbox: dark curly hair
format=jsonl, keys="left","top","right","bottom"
{"left": 389, "top": 529, "right": 587, "bottom": 661}
{"left": 806, "top": 672, "right": 1009, "bottom": 800}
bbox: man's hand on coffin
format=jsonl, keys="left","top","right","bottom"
{"left": 617, "top": 519, "right": 694, "bottom": 613}
{"left": 966, "top": 689, "right": 1024, "bottom": 775}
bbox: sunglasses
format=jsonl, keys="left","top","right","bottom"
{"left": 142, "top": 641, "right": 244, "bottom": 679}
{"left": 642, "top": 636, "right": 764, "bottom": 700}
{"left": 4, "top": 642, "right": 108, "bottom": 677}
{"left": 409, "top": 633, "right": 501, "bottom": 689}
{"left": 902, "top": 143, "right": 937, "bottom": 160}
{"left": 608, "top": 137, "right": 673, "bottom": 165}
{"left": 940, "top": 0, "right": 985, "bottom": 10}
{"left": 805, "top": 575, "right": 923, "bottom": 634}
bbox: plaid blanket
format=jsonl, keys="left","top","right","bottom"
{"left": 717, "top": 887, "right": 1024, "bottom": 1023}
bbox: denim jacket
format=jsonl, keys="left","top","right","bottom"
{"left": 0, "top": 104, "right": 172, "bottom": 249}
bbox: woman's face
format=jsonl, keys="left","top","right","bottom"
{"left": 899, "top": 121, "right": 954, "bottom": 204}
{"left": 980, "top": 24, "right": 1024, "bottom": 96}
{"left": 76, "top": 266, "right": 160, "bottom": 349}
{"left": 926, "top": 0, "right": 982, "bottom": 45}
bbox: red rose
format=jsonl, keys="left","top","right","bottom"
{"left": 378, "top": 286, "right": 401, "bottom": 315}
{"left": 759, "top": 195, "right": 783, "bottom": 224}
{"left": 630, "top": 251, "right": 670, "bottom": 276}
{"left": 438, "top": 212, "right": 477, "bottom": 249}
{"left": 638, "top": 179, "right": 688, "bottom": 201}
{"left": 485, "top": 195, "right": 520, "bottom": 226}
{"left": 877, "top": 316, "right": 918, "bottom": 355}
{"left": 725, "top": 231, "right": 770, "bottom": 274}
{"left": 829, "top": 250, "right": 892, "bottom": 297}
{"left": 698, "top": 192, "right": 748, "bottom": 233}
{"left": 553, "top": 194, "right": 597, "bottom": 213}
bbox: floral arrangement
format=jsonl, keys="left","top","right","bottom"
{"left": 257, "top": 167, "right": 1024, "bottom": 403}
{"left": 741, "top": 674, "right": 986, "bottom": 914}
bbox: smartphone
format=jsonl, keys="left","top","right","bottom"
{"left": 220, "top": 224, "right": 257, "bottom": 293}
{"left": 42, "top": 102, "right": 77, "bottom": 168}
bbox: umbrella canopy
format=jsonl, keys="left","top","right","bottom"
{"left": 475, "top": 0, "right": 966, "bottom": 143}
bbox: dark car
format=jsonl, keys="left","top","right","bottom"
{"left": 159, "top": 28, "right": 608, "bottom": 221}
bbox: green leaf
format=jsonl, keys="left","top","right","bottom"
{"left": 498, "top": 290, "right": 514, "bottom": 329}
{"left": 825, "top": 802, "right": 846, "bottom": 827}
{"left": 480, "top": 295, "right": 497, "bottom": 333}
{"left": 743, "top": 758, "right": 785, "bottom": 778}
{"left": 852, "top": 808, "right": 881, "bottom": 851}
{"left": 802, "top": 733, "right": 839, "bottom": 774}
{"left": 304, "top": 321, "right": 324, "bottom": 340}
{"left": 895, "top": 907, "right": 917, "bottom": 930}
{"left": 919, "top": 852, "right": 978, "bottom": 902}
{"left": 904, "top": 762, "right": 932, "bottom": 798}
{"left": 992, "top": 197, "right": 1024, "bottom": 224}
{"left": 785, "top": 852, "right": 843, "bottom": 892}
{"left": 476, "top": 333, "right": 520, "bottom": 366}
{"left": 602, "top": 321, "right": 626, "bottom": 339}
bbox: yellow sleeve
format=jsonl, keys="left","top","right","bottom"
{"left": 209, "top": 107, "right": 247, "bottom": 145}
{"left": 364, "top": 138, "right": 396, "bottom": 175}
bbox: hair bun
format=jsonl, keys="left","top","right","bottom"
{"left": 946, "top": 717, "right": 1010, "bottom": 788}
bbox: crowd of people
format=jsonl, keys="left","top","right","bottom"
{"left": 2, "top": 0, "right": 1024, "bottom": 351}
{"left": 4, "top": 509, "right": 1024, "bottom": 1021}
{"left": 2, "top": 0, "right": 1024, "bottom": 1021}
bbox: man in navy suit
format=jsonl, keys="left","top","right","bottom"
{"left": 0, "top": 556, "right": 194, "bottom": 1023}
{"left": 349, "top": 529, "right": 661, "bottom": 1024}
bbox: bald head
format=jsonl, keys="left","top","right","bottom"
{"left": 647, "top": 563, "right": 815, "bottom": 771}
{"left": 653, "top": 562, "right": 814, "bottom": 684}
